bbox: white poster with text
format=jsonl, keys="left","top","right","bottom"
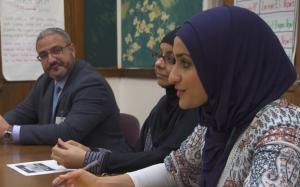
{"left": 1, "top": 0, "right": 64, "bottom": 81}
{"left": 234, "top": 0, "right": 298, "bottom": 65}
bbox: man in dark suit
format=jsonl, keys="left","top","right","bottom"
{"left": 0, "top": 28, "right": 127, "bottom": 150}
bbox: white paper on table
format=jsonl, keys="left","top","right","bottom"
{"left": 7, "top": 160, "right": 75, "bottom": 176}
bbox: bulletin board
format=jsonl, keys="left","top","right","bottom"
{"left": 121, "top": 0, "right": 202, "bottom": 68}
{"left": 83, "top": 0, "right": 203, "bottom": 69}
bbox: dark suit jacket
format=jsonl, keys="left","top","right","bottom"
{"left": 5, "top": 60, "right": 128, "bottom": 150}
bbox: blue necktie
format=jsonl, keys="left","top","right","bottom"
{"left": 52, "top": 84, "right": 62, "bottom": 123}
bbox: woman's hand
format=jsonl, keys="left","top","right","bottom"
{"left": 51, "top": 138, "right": 87, "bottom": 168}
{"left": 66, "top": 140, "right": 90, "bottom": 152}
{"left": 52, "top": 170, "right": 135, "bottom": 187}
{"left": 52, "top": 169, "right": 98, "bottom": 187}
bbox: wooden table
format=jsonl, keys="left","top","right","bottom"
{"left": 0, "top": 144, "right": 61, "bottom": 187}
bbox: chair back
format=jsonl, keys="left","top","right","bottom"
{"left": 119, "top": 113, "right": 140, "bottom": 147}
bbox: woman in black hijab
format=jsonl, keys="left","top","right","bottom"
{"left": 51, "top": 27, "right": 199, "bottom": 174}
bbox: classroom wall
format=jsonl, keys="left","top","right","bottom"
{"left": 106, "top": 77, "right": 164, "bottom": 126}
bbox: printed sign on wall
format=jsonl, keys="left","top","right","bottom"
{"left": 1, "top": 0, "right": 64, "bottom": 81}
{"left": 234, "top": 0, "right": 298, "bottom": 64}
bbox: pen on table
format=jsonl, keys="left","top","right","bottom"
{"left": 55, "top": 159, "right": 99, "bottom": 187}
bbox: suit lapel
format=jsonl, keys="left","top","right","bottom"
{"left": 40, "top": 80, "right": 55, "bottom": 124}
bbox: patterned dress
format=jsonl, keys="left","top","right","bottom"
{"left": 164, "top": 99, "right": 300, "bottom": 187}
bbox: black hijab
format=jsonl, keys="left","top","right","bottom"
{"left": 151, "top": 26, "right": 182, "bottom": 146}
{"left": 160, "top": 27, "right": 181, "bottom": 46}
{"left": 177, "top": 6, "right": 297, "bottom": 187}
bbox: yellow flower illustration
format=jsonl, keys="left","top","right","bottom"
{"left": 136, "top": 2, "right": 141, "bottom": 9}
{"left": 124, "top": 34, "right": 133, "bottom": 44}
{"left": 121, "top": 0, "right": 196, "bottom": 65}
{"left": 147, "top": 36, "right": 156, "bottom": 49}
{"left": 135, "top": 30, "right": 141, "bottom": 37}
{"left": 143, "top": 0, "right": 149, "bottom": 7}
{"left": 167, "top": 22, "right": 176, "bottom": 31}
{"left": 160, "top": 0, "right": 176, "bottom": 9}
{"left": 128, "top": 55, "right": 134, "bottom": 62}
{"left": 146, "top": 23, "right": 154, "bottom": 30}
{"left": 133, "top": 17, "right": 139, "bottom": 26}
{"left": 129, "top": 8, "right": 135, "bottom": 15}
{"left": 139, "top": 20, "right": 147, "bottom": 33}
{"left": 161, "top": 12, "right": 169, "bottom": 22}
{"left": 157, "top": 27, "right": 165, "bottom": 39}
{"left": 131, "top": 42, "right": 141, "bottom": 52}
{"left": 148, "top": 6, "right": 160, "bottom": 21}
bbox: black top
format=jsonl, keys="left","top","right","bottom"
{"left": 85, "top": 86, "right": 199, "bottom": 174}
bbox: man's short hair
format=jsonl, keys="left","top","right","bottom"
{"left": 36, "top": 27, "right": 71, "bottom": 47}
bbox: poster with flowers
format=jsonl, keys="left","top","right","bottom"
{"left": 121, "top": 0, "right": 202, "bottom": 68}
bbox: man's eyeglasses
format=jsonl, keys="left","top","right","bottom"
{"left": 152, "top": 51, "right": 176, "bottom": 65}
{"left": 37, "top": 43, "right": 71, "bottom": 61}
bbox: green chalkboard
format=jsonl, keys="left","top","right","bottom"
{"left": 121, "top": 0, "right": 202, "bottom": 68}
{"left": 84, "top": 0, "right": 117, "bottom": 68}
